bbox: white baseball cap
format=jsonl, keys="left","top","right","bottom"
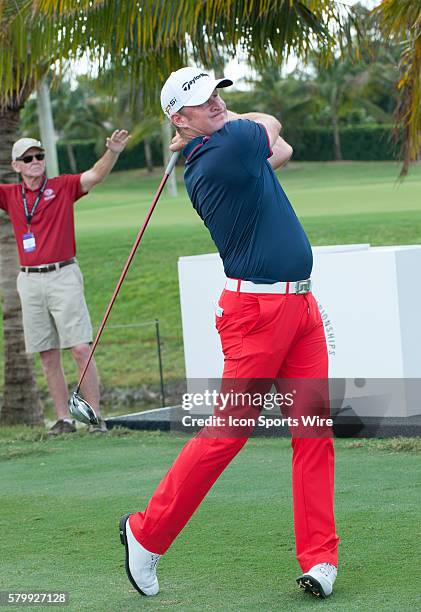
{"left": 12, "top": 138, "right": 44, "bottom": 161}
{"left": 161, "top": 67, "right": 233, "bottom": 117}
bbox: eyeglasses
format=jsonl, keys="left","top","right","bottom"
{"left": 17, "top": 153, "right": 45, "bottom": 164}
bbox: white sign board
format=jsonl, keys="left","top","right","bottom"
{"left": 178, "top": 245, "right": 421, "bottom": 417}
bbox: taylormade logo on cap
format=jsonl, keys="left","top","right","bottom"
{"left": 181, "top": 72, "right": 208, "bottom": 91}
{"left": 161, "top": 66, "right": 233, "bottom": 117}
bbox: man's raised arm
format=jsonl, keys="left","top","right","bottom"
{"left": 227, "top": 110, "right": 280, "bottom": 147}
{"left": 80, "top": 129, "right": 131, "bottom": 193}
{"left": 169, "top": 108, "right": 292, "bottom": 169}
{"left": 227, "top": 110, "right": 292, "bottom": 169}
{"left": 267, "top": 136, "right": 293, "bottom": 170}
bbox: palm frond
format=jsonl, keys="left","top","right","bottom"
{"left": 1, "top": 1, "right": 356, "bottom": 109}
{"left": 372, "top": 0, "right": 421, "bottom": 176}
{"left": 130, "top": 115, "right": 162, "bottom": 146}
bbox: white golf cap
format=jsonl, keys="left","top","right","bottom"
{"left": 161, "top": 67, "right": 233, "bottom": 117}
{"left": 12, "top": 138, "right": 44, "bottom": 161}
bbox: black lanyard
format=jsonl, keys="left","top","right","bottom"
{"left": 21, "top": 177, "right": 48, "bottom": 228}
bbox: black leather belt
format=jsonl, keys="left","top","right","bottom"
{"left": 20, "top": 257, "right": 76, "bottom": 273}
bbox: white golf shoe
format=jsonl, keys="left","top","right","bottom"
{"left": 119, "top": 514, "right": 161, "bottom": 596}
{"left": 296, "top": 562, "right": 337, "bottom": 598}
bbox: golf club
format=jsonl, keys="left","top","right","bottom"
{"left": 69, "top": 151, "right": 180, "bottom": 425}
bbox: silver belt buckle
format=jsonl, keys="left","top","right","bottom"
{"left": 296, "top": 279, "right": 311, "bottom": 294}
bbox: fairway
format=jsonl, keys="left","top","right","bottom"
{"left": 1, "top": 162, "right": 421, "bottom": 412}
{"left": 76, "top": 161, "right": 421, "bottom": 231}
{"left": 0, "top": 429, "right": 419, "bottom": 610}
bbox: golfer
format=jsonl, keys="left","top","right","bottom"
{"left": 0, "top": 130, "right": 130, "bottom": 435}
{"left": 119, "top": 68, "right": 339, "bottom": 599}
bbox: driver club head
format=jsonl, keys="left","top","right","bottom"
{"left": 69, "top": 391, "right": 99, "bottom": 425}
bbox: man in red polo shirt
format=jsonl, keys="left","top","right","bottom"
{"left": 0, "top": 130, "right": 130, "bottom": 434}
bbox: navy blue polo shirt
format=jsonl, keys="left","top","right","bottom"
{"left": 183, "top": 119, "right": 312, "bottom": 282}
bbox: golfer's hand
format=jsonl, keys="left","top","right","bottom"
{"left": 170, "top": 132, "right": 188, "bottom": 152}
{"left": 106, "top": 130, "right": 131, "bottom": 153}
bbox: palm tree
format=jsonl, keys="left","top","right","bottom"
{"left": 0, "top": 91, "right": 43, "bottom": 425}
{"left": 0, "top": 3, "right": 91, "bottom": 424}
{"left": 307, "top": 54, "right": 390, "bottom": 161}
{"left": 301, "top": 4, "right": 399, "bottom": 160}
{"left": 371, "top": 0, "right": 421, "bottom": 176}
{"left": 225, "top": 48, "right": 397, "bottom": 159}
{"left": 0, "top": 3, "right": 58, "bottom": 424}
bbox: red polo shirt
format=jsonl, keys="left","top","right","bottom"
{"left": 0, "top": 174, "right": 86, "bottom": 266}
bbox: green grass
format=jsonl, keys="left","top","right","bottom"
{"left": 2, "top": 161, "right": 421, "bottom": 402}
{"left": 0, "top": 429, "right": 420, "bottom": 610}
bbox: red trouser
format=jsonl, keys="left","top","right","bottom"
{"left": 130, "top": 289, "right": 340, "bottom": 572}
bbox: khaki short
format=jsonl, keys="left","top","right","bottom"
{"left": 16, "top": 263, "right": 93, "bottom": 353}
